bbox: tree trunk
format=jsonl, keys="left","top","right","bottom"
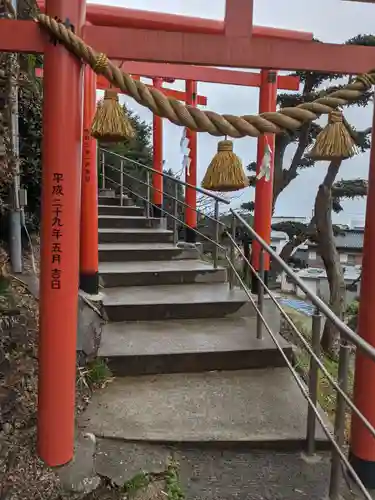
{"left": 315, "top": 160, "right": 346, "bottom": 358}
{"left": 272, "top": 217, "right": 315, "bottom": 273}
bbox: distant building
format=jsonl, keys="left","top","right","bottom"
{"left": 307, "top": 228, "right": 364, "bottom": 268}
{"left": 280, "top": 265, "right": 361, "bottom": 306}
{"left": 270, "top": 230, "right": 288, "bottom": 253}
{"left": 271, "top": 216, "right": 309, "bottom": 225}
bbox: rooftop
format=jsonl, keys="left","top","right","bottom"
{"left": 308, "top": 229, "right": 364, "bottom": 250}
{"left": 298, "top": 266, "right": 361, "bottom": 281}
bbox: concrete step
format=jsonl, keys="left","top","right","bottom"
{"left": 98, "top": 196, "right": 121, "bottom": 206}
{"left": 99, "top": 260, "right": 227, "bottom": 287}
{"left": 98, "top": 205, "right": 144, "bottom": 217}
{"left": 98, "top": 196, "right": 134, "bottom": 206}
{"left": 79, "top": 368, "right": 330, "bottom": 449}
{"left": 99, "top": 317, "right": 292, "bottom": 376}
{"left": 98, "top": 242, "right": 200, "bottom": 262}
{"left": 102, "top": 283, "right": 255, "bottom": 322}
{"left": 98, "top": 189, "right": 116, "bottom": 198}
{"left": 98, "top": 215, "right": 161, "bottom": 230}
{"left": 98, "top": 228, "right": 173, "bottom": 244}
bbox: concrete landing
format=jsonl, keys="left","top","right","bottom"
{"left": 80, "top": 368, "right": 330, "bottom": 449}
{"left": 99, "top": 318, "right": 292, "bottom": 375}
{"left": 91, "top": 440, "right": 350, "bottom": 499}
{"left": 176, "top": 448, "right": 346, "bottom": 499}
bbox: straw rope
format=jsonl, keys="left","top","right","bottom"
{"left": 34, "top": 14, "right": 375, "bottom": 138}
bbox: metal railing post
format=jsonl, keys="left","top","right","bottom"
{"left": 101, "top": 151, "right": 105, "bottom": 190}
{"left": 306, "top": 307, "right": 322, "bottom": 455}
{"left": 146, "top": 170, "right": 151, "bottom": 218}
{"left": 213, "top": 200, "right": 220, "bottom": 269}
{"left": 229, "top": 214, "right": 236, "bottom": 289}
{"left": 120, "top": 159, "right": 124, "bottom": 206}
{"left": 172, "top": 183, "right": 178, "bottom": 245}
{"left": 329, "top": 339, "right": 351, "bottom": 500}
{"left": 256, "top": 249, "right": 265, "bottom": 340}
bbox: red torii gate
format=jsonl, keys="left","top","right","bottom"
{"left": 35, "top": 61, "right": 300, "bottom": 287}
{"left": 2, "top": 0, "right": 375, "bottom": 490}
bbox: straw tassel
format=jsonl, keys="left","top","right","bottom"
{"left": 90, "top": 89, "right": 135, "bottom": 143}
{"left": 308, "top": 110, "right": 359, "bottom": 161}
{"left": 201, "top": 139, "right": 248, "bottom": 192}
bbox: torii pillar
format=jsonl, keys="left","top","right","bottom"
{"left": 185, "top": 80, "right": 198, "bottom": 242}
{"left": 350, "top": 92, "right": 375, "bottom": 488}
{"left": 251, "top": 70, "right": 277, "bottom": 293}
{"left": 80, "top": 66, "right": 99, "bottom": 295}
{"left": 152, "top": 77, "right": 164, "bottom": 218}
{"left": 38, "top": 0, "right": 85, "bottom": 466}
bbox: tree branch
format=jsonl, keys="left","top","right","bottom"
{"left": 274, "top": 123, "right": 311, "bottom": 202}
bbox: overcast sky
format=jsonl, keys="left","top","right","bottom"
{"left": 92, "top": 0, "right": 375, "bottom": 225}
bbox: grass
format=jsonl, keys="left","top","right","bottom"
{"left": 281, "top": 305, "right": 354, "bottom": 437}
{"left": 86, "top": 358, "right": 113, "bottom": 386}
{"left": 76, "top": 358, "right": 113, "bottom": 392}
{"left": 122, "top": 460, "right": 185, "bottom": 500}
{"left": 124, "top": 472, "right": 151, "bottom": 497}
{"left": 165, "top": 460, "right": 184, "bottom": 500}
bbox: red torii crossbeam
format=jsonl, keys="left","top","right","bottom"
{"left": 34, "top": 67, "right": 209, "bottom": 104}
{"left": 2, "top": 13, "right": 375, "bottom": 73}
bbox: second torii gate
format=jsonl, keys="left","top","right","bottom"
{"left": 37, "top": 59, "right": 302, "bottom": 293}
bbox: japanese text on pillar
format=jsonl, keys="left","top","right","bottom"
{"left": 83, "top": 129, "right": 91, "bottom": 183}
{"left": 51, "top": 173, "right": 64, "bottom": 290}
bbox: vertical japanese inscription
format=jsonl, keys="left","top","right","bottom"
{"left": 83, "top": 128, "right": 91, "bottom": 183}
{"left": 51, "top": 173, "right": 64, "bottom": 290}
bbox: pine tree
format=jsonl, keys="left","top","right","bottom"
{"left": 241, "top": 35, "right": 373, "bottom": 357}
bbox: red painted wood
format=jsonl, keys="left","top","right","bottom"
{"left": 80, "top": 67, "right": 99, "bottom": 289}
{"left": 1, "top": 15, "right": 374, "bottom": 74}
{"left": 117, "top": 61, "right": 300, "bottom": 90}
{"left": 153, "top": 78, "right": 164, "bottom": 208}
{"left": 252, "top": 71, "right": 277, "bottom": 273}
{"left": 34, "top": 67, "right": 209, "bottom": 104}
{"left": 225, "top": 0, "right": 253, "bottom": 37}
{"left": 82, "top": 25, "right": 375, "bottom": 74}
{"left": 185, "top": 81, "right": 198, "bottom": 231}
{"left": 351, "top": 101, "right": 375, "bottom": 464}
{"left": 37, "top": 1, "right": 312, "bottom": 40}
{"left": 38, "top": 0, "right": 85, "bottom": 467}
{"left": 0, "top": 19, "right": 45, "bottom": 53}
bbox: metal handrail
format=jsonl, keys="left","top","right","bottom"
{"left": 99, "top": 146, "right": 375, "bottom": 498}
{"left": 224, "top": 253, "right": 372, "bottom": 500}
{"left": 231, "top": 210, "right": 375, "bottom": 361}
{"left": 103, "top": 161, "right": 226, "bottom": 228}
{"left": 224, "top": 230, "right": 375, "bottom": 441}
{"left": 100, "top": 147, "right": 231, "bottom": 205}
{"left": 103, "top": 175, "right": 227, "bottom": 252}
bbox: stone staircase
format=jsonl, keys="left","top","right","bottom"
{"left": 81, "top": 194, "right": 328, "bottom": 451}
